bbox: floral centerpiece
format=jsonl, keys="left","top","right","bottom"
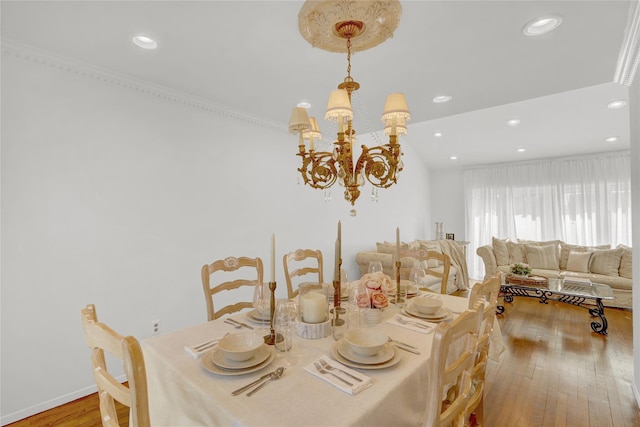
{"left": 510, "top": 262, "right": 532, "bottom": 276}
{"left": 356, "top": 271, "right": 394, "bottom": 309}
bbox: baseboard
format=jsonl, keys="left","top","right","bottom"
{"left": 1, "top": 374, "right": 125, "bottom": 426}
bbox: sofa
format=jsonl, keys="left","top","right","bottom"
{"left": 476, "top": 237, "right": 633, "bottom": 309}
{"left": 355, "top": 239, "right": 469, "bottom": 294}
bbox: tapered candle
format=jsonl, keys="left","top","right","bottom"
{"left": 270, "top": 234, "right": 275, "bottom": 282}
{"left": 396, "top": 227, "right": 400, "bottom": 257}
{"left": 338, "top": 220, "right": 342, "bottom": 264}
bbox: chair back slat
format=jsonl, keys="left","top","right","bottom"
{"left": 283, "top": 249, "right": 324, "bottom": 298}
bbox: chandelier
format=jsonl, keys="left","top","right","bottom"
{"left": 289, "top": 0, "right": 410, "bottom": 207}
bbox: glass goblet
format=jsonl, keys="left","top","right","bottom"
{"left": 252, "top": 282, "right": 270, "bottom": 338}
{"left": 274, "top": 299, "right": 298, "bottom": 366}
{"left": 368, "top": 261, "right": 383, "bottom": 274}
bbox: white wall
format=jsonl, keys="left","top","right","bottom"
{"left": 0, "top": 49, "right": 431, "bottom": 423}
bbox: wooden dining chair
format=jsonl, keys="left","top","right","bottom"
{"left": 424, "top": 301, "right": 483, "bottom": 427}
{"left": 465, "top": 275, "right": 502, "bottom": 426}
{"left": 283, "top": 248, "right": 324, "bottom": 298}
{"left": 402, "top": 248, "right": 451, "bottom": 294}
{"left": 80, "top": 304, "right": 150, "bottom": 427}
{"left": 201, "top": 256, "right": 264, "bottom": 321}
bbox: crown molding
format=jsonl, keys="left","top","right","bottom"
{"left": 1, "top": 40, "right": 287, "bottom": 133}
{"left": 614, "top": 0, "right": 640, "bottom": 86}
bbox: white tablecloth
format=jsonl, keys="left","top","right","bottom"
{"left": 142, "top": 295, "right": 486, "bottom": 427}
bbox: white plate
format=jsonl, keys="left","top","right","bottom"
{"left": 201, "top": 346, "right": 275, "bottom": 376}
{"left": 212, "top": 344, "right": 271, "bottom": 370}
{"left": 331, "top": 342, "right": 401, "bottom": 370}
{"left": 336, "top": 340, "right": 395, "bottom": 365}
{"left": 247, "top": 309, "right": 271, "bottom": 322}
{"left": 404, "top": 305, "right": 452, "bottom": 321}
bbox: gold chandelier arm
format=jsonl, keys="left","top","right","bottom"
{"left": 354, "top": 139, "right": 403, "bottom": 188}
{"left": 297, "top": 151, "right": 338, "bottom": 190}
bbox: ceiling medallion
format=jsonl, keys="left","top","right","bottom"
{"left": 298, "top": 0, "right": 402, "bottom": 53}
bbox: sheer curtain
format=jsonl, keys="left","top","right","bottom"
{"left": 464, "top": 151, "right": 632, "bottom": 279}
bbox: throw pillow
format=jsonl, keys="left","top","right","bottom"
{"left": 566, "top": 251, "right": 592, "bottom": 273}
{"left": 376, "top": 242, "right": 396, "bottom": 254}
{"left": 492, "top": 237, "right": 510, "bottom": 266}
{"left": 524, "top": 244, "right": 559, "bottom": 270}
{"left": 508, "top": 242, "right": 527, "bottom": 264}
{"left": 560, "top": 243, "right": 610, "bottom": 270}
{"left": 617, "top": 244, "right": 632, "bottom": 279}
{"left": 590, "top": 248, "right": 624, "bottom": 277}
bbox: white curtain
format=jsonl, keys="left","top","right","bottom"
{"left": 464, "top": 151, "right": 632, "bottom": 279}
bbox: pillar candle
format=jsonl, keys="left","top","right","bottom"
{"left": 301, "top": 292, "right": 327, "bottom": 323}
{"left": 270, "top": 234, "right": 275, "bottom": 282}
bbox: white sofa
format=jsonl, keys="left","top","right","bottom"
{"left": 355, "top": 240, "right": 469, "bottom": 294}
{"left": 476, "top": 237, "right": 633, "bottom": 309}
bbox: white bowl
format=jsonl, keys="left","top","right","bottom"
{"left": 218, "top": 332, "right": 263, "bottom": 362}
{"left": 412, "top": 296, "right": 443, "bottom": 314}
{"left": 344, "top": 328, "right": 387, "bottom": 357}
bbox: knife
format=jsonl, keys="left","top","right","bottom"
{"left": 231, "top": 372, "right": 273, "bottom": 396}
{"left": 226, "top": 318, "right": 254, "bottom": 330}
{"left": 393, "top": 343, "right": 421, "bottom": 355}
{"left": 388, "top": 338, "right": 419, "bottom": 350}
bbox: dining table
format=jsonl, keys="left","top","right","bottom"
{"left": 142, "top": 293, "right": 500, "bottom": 427}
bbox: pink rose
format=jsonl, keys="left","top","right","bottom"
{"left": 370, "top": 291, "right": 389, "bottom": 309}
{"left": 355, "top": 292, "right": 371, "bottom": 308}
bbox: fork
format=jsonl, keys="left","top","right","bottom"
{"left": 318, "top": 359, "right": 362, "bottom": 382}
{"left": 314, "top": 362, "right": 353, "bottom": 386}
{"left": 395, "top": 316, "right": 431, "bottom": 330}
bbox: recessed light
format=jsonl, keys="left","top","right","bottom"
{"left": 297, "top": 102, "right": 311, "bottom": 109}
{"left": 132, "top": 35, "right": 158, "bottom": 49}
{"left": 606, "top": 136, "right": 618, "bottom": 143}
{"left": 517, "top": 148, "right": 526, "bottom": 153}
{"left": 523, "top": 16, "right": 563, "bottom": 36}
{"left": 607, "top": 100, "right": 627, "bottom": 109}
{"left": 449, "top": 156, "right": 458, "bottom": 160}
{"left": 507, "top": 118, "right": 521, "bottom": 127}
{"left": 434, "top": 131, "right": 443, "bottom": 137}
{"left": 433, "top": 95, "right": 452, "bottom": 104}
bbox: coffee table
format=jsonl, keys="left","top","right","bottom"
{"left": 497, "top": 280, "right": 614, "bottom": 335}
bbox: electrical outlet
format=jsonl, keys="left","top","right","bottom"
{"left": 152, "top": 319, "right": 161, "bottom": 335}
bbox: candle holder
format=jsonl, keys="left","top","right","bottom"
{"left": 264, "top": 281, "right": 280, "bottom": 345}
{"left": 296, "top": 282, "right": 331, "bottom": 339}
{"left": 333, "top": 279, "right": 341, "bottom": 308}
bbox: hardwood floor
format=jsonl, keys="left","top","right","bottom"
{"left": 7, "top": 296, "right": 639, "bottom": 426}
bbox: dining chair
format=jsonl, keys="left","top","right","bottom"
{"left": 201, "top": 256, "right": 264, "bottom": 321}
{"left": 424, "top": 301, "right": 483, "bottom": 427}
{"left": 402, "top": 248, "right": 451, "bottom": 294}
{"left": 80, "top": 304, "right": 150, "bottom": 427}
{"left": 283, "top": 248, "right": 324, "bottom": 298}
{"left": 465, "top": 275, "right": 502, "bottom": 426}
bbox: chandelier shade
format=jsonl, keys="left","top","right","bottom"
{"left": 289, "top": 107, "right": 311, "bottom": 134}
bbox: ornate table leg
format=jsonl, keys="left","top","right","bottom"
{"left": 589, "top": 298, "right": 608, "bottom": 335}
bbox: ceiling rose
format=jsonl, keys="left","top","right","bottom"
{"left": 298, "top": 0, "right": 402, "bottom": 53}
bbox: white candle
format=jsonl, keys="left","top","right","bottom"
{"left": 301, "top": 292, "right": 327, "bottom": 323}
{"left": 270, "top": 234, "right": 275, "bottom": 282}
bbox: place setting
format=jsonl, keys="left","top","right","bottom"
{"left": 200, "top": 332, "right": 275, "bottom": 376}
{"left": 329, "top": 328, "right": 402, "bottom": 371}
{"left": 401, "top": 295, "right": 453, "bottom": 323}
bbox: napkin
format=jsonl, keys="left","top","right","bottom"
{"left": 387, "top": 315, "right": 435, "bottom": 334}
{"left": 304, "top": 357, "right": 372, "bottom": 395}
{"left": 184, "top": 337, "right": 221, "bottom": 359}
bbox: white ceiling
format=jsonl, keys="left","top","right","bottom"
{"left": 1, "top": 0, "right": 635, "bottom": 170}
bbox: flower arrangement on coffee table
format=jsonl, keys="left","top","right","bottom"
{"left": 357, "top": 271, "right": 394, "bottom": 309}
{"left": 510, "top": 262, "right": 532, "bottom": 276}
